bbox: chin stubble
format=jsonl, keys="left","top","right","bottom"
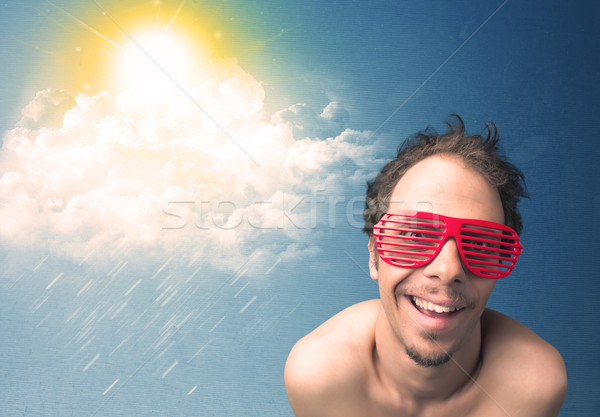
{"left": 405, "top": 346, "right": 453, "bottom": 368}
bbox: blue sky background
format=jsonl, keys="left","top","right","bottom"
{"left": 0, "top": 0, "right": 598, "bottom": 416}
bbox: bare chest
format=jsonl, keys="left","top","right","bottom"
{"left": 336, "top": 383, "right": 513, "bottom": 417}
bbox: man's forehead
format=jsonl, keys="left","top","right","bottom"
{"left": 386, "top": 155, "right": 504, "bottom": 222}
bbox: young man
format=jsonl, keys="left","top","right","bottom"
{"left": 285, "top": 116, "right": 567, "bottom": 416}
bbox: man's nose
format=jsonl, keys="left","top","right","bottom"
{"left": 422, "top": 237, "right": 466, "bottom": 283}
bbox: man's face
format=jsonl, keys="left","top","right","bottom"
{"left": 368, "top": 155, "right": 504, "bottom": 367}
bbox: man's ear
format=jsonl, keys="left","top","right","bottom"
{"left": 368, "top": 236, "right": 379, "bottom": 280}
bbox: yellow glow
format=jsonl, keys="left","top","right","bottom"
{"left": 48, "top": 0, "right": 233, "bottom": 93}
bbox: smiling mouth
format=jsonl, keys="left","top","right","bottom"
{"left": 410, "top": 296, "right": 465, "bottom": 315}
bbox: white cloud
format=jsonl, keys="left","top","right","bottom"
{"left": 18, "top": 88, "right": 75, "bottom": 130}
{"left": 273, "top": 101, "right": 350, "bottom": 140}
{"left": 0, "top": 55, "right": 379, "bottom": 275}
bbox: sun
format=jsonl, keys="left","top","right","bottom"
{"left": 117, "top": 30, "right": 195, "bottom": 90}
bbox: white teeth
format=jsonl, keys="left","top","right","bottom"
{"left": 412, "top": 296, "right": 458, "bottom": 313}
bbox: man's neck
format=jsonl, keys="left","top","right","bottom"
{"left": 372, "top": 304, "right": 483, "bottom": 407}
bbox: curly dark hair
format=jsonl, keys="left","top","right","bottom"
{"left": 363, "top": 115, "right": 528, "bottom": 236}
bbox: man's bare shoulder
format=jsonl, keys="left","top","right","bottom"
{"left": 284, "top": 300, "right": 379, "bottom": 416}
{"left": 479, "top": 309, "right": 567, "bottom": 416}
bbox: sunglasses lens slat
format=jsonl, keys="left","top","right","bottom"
{"left": 462, "top": 244, "right": 519, "bottom": 256}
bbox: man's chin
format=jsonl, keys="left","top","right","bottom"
{"left": 405, "top": 347, "right": 453, "bottom": 368}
